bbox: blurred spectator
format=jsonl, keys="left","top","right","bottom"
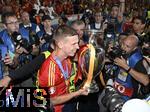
{"left": 71, "top": 20, "right": 88, "bottom": 46}
{"left": 91, "top": 12, "right": 107, "bottom": 31}
{"left": 58, "top": 15, "right": 69, "bottom": 26}
{"left": 132, "top": 16, "right": 146, "bottom": 46}
{"left": 54, "top": 0, "right": 64, "bottom": 15}
{"left": 39, "top": 15, "right": 54, "bottom": 52}
{"left": 1, "top": 0, "right": 13, "bottom": 14}
{"left": 107, "top": 0, "right": 125, "bottom": 33}
{"left": 81, "top": 9, "right": 94, "bottom": 30}
{"left": 63, "top": 0, "right": 74, "bottom": 15}
{"left": 19, "top": 11, "right": 42, "bottom": 56}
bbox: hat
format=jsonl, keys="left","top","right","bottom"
{"left": 42, "top": 15, "right": 51, "bottom": 21}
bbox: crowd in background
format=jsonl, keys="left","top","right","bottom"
{"left": 0, "top": 0, "right": 150, "bottom": 19}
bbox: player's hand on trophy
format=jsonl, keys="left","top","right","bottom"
{"left": 78, "top": 87, "right": 89, "bottom": 96}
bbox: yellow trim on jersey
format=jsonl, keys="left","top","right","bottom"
{"left": 48, "top": 61, "right": 56, "bottom": 86}
{"left": 69, "top": 62, "right": 77, "bottom": 93}
{"left": 36, "top": 51, "right": 51, "bottom": 87}
{"left": 42, "top": 51, "right": 51, "bottom": 58}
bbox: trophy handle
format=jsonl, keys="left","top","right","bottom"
{"left": 83, "top": 44, "right": 95, "bottom": 89}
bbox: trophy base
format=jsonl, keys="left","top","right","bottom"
{"left": 86, "top": 80, "right": 99, "bottom": 93}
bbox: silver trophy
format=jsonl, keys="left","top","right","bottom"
{"left": 78, "top": 29, "right": 105, "bottom": 93}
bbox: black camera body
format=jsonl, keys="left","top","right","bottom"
{"left": 107, "top": 46, "right": 126, "bottom": 61}
{"left": 11, "top": 32, "right": 32, "bottom": 53}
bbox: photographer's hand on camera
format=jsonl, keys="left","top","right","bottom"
{"left": 78, "top": 87, "right": 89, "bottom": 96}
{"left": 105, "top": 42, "right": 119, "bottom": 63}
{"left": 16, "top": 45, "right": 29, "bottom": 54}
{"left": 31, "top": 44, "right": 40, "bottom": 56}
{"left": 114, "top": 56, "right": 129, "bottom": 71}
{"left": 114, "top": 56, "right": 149, "bottom": 86}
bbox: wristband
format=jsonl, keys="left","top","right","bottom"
{"left": 127, "top": 67, "right": 131, "bottom": 73}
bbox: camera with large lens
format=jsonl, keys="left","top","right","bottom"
{"left": 107, "top": 46, "right": 125, "bottom": 61}
{"left": 101, "top": 86, "right": 125, "bottom": 112}
{"left": 11, "top": 32, "right": 32, "bottom": 52}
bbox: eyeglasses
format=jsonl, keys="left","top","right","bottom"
{"left": 6, "top": 21, "right": 19, "bottom": 25}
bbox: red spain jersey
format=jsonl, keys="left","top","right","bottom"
{"left": 37, "top": 54, "right": 72, "bottom": 112}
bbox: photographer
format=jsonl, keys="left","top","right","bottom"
{"left": 98, "top": 34, "right": 150, "bottom": 112}
{"left": 0, "top": 11, "right": 40, "bottom": 88}
{"left": 39, "top": 15, "right": 54, "bottom": 52}
{"left": 19, "top": 11, "right": 42, "bottom": 56}
{"left": 0, "top": 12, "right": 30, "bottom": 69}
{"left": 106, "top": 32, "right": 128, "bottom": 59}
